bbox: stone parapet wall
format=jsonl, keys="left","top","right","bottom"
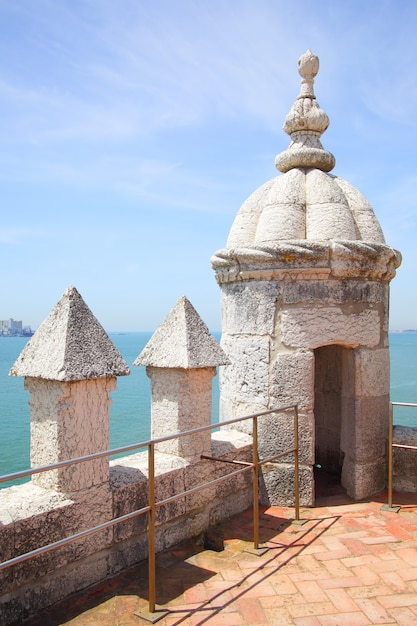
{"left": 392, "top": 425, "right": 417, "bottom": 493}
{"left": 0, "top": 430, "right": 253, "bottom": 625}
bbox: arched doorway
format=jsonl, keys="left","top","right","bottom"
{"left": 314, "top": 344, "right": 354, "bottom": 498}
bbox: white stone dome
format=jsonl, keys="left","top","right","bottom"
{"left": 227, "top": 168, "right": 386, "bottom": 248}
{"left": 212, "top": 50, "right": 401, "bottom": 282}
{"left": 226, "top": 49, "right": 385, "bottom": 249}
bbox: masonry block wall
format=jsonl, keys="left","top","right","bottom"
{"left": 0, "top": 430, "right": 253, "bottom": 625}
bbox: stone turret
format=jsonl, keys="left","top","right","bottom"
{"left": 10, "top": 286, "right": 129, "bottom": 492}
{"left": 212, "top": 50, "right": 401, "bottom": 503}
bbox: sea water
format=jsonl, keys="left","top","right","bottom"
{"left": 0, "top": 332, "right": 416, "bottom": 483}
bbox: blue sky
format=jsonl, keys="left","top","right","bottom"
{"left": 0, "top": 0, "right": 416, "bottom": 332}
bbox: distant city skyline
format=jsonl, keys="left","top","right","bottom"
{"left": 0, "top": 1, "right": 416, "bottom": 332}
{"left": 0, "top": 318, "right": 33, "bottom": 337}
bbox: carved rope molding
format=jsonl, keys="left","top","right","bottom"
{"left": 211, "top": 240, "right": 402, "bottom": 284}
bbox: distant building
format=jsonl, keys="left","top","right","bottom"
{"left": 0, "top": 318, "right": 33, "bottom": 336}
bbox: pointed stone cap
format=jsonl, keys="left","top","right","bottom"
{"left": 10, "top": 286, "right": 130, "bottom": 381}
{"left": 275, "top": 49, "right": 336, "bottom": 173}
{"left": 134, "top": 296, "right": 230, "bottom": 369}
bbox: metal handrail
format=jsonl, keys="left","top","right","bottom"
{"left": 0, "top": 404, "right": 301, "bottom": 622}
{"left": 384, "top": 401, "right": 417, "bottom": 511}
{"left": 0, "top": 405, "right": 297, "bottom": 484}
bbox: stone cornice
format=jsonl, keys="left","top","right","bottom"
{"left": 211, "top": 240, "right": 402, "bottom": 284}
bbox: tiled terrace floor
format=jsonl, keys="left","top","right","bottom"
{"left": 29, "top": 489, "right": 417, "bottom": 626}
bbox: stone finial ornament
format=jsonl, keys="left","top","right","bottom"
{"left": 275, "top": 49, "right": 335, "bottom": 173}
{"left": 297, "top": 48, "right": 319, "bottom": 98}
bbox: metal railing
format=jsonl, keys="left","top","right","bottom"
{"left": 383, "top": 401, "right": 417, "bottom": 512}
{"left": 0, "top": 405, "right": 301, "bottom": 623}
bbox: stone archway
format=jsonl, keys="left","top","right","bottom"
{"left": 314, "top": 344, "right": 354, "bottom": 496}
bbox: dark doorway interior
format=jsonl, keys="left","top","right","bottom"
{"left": 314, "top": 344, "right": 353, "bottom": 499}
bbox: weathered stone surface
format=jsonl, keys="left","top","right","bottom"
{"left": 25, "top": 377, "right": 115, "bottom": 491}
{"left": 258, "top": 410, "right": 314, "bottom": 465}
{"left": 341, "top": 456, "right": 386, "bottom": 500}
{"left": 220, "top": 281, "right": 278, "bottom": 335}
{"left": 0, "top": 483, "right": 112, "bottom": 596}
{"left": 281, "top": 307, "right": 381, "bottom": 349}
{"left": 257, "top": 202, "right": 306, "bottom": 242}
{"left": 219, "top": 335, "right": 269, "bottom": 407}
{"left": 10, "top": 286, "right": 129, "bottom": 381}
{"left": 341, "top": 396, "right": 389, "bottom": 462}
{"left": 134, "top": 296, "right": 229, "bottom": 368}
{"left": 0, "top": 483, "right": 72, "bottom": 522}
{"left": 330, "top": 241, "right": 400, "bottom": 280}
{"left": 335, "top": 177, "right": 385, "bottom": 243}
{"left": 354, "top": 348, "right": 390, "bottom": 397}
{"left": 281, "top": 279, "right": 386, "bottom": 305}
{"left": 146, "top": 367, "right": 214, "bottom": 462}
{"left": 218, "top": 395, "right": 265, "bottom": 432}
{"left": 259, "top": 463, "right": 313, "bottom": 507}
{"left": 270, "top": 351, "right": 314, "bottom": 411}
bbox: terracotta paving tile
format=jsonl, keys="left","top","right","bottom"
{"left": 379, "top": 570, "right": 412, "bottom": 592}
{"left": 295, "top": 580, "right": 329, "bottom": 603}
{"left": 398, "top": 566, "right": 417, "bottom": 581}
{"left": 384, "top": 522, "right": 416, "bottom": 542}
{"left": 262, "top": 606, "right": 302, "bottom": 625}
{"left": 340, "top": 553, "right": 381, "bottom": 567}
{"left": 293, "top": 617, "right": 322, "bottom": 626}
{"left": 270, "top": 573, "right": 298, "bottom": 595}
{"left": 386, "top": 606, "right": 417, "bottom": 626}
{"left": 348, "top": 583, "right": 394, "bottom": 599}
{"left": 258, "top": 592, "right": 302, "bottom": 609}
{"left": 316, "top": 613, "right": 372, "bottom": 625}
{"left": 354, "top": 597, "right": 397, "bottom": 623}
{"left": 321, "top": 558, "right": 352, "bottom": 578}
{"left": 288, "top": 571, "right": 329, "bottom": 582}
{"left": 237, "top": 579, "right": 277, "bottom": 599}
{"left": 235, "top": 597, "right": 266, "bottom": 623}
{"left": 324, "top": 587, "right": 361, "bottom": 613}
{"left": 361, "top": 534, "right": 400, "bottom": 545}
{"left": 337, "top": 530, "right": 369, "bottom": 539}
{"left": 319, "top": 575, "right": 363, "bottom": 589}
{"left": 183, "top": 583, "right": 210, "bottom": 604}
{"left": 372, "top": 559, "right": 405, "bottom": 573}
{"left": 314, "top": 549, "right": 351, "bottom": 561}
{"left": 377, "top": 592, "right": 417, "bottom": 609}
{"left": 395, "top": 547, "right": 417, "bottom": 566}
{"left": 320, "top": 535, "right": 348, "bottom": 551}
{"left": 301, "top": 543, "right": 329, "bottom": 555}
{"left": 287, "top": 600, "right": 338, "bottom": 618}
{"left": 293, "top": 554, "right": 329, "bottom": 573}
{"left": 351, "top": 564, "right": 382, "bottom": 585}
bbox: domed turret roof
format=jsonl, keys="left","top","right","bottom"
{"left": 225, "top": 50, "right": 385, "bottom": 248}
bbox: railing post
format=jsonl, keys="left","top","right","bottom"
{"left": 135, "top": 442, "right": 169, "bottom": 623}
{"left": 252, "top": 415, "right": 260, "bottom": 550}
{"left": 387, "top": 402, "right": 393, "bottom": 509}
{"left": 381, "top": 402, "right": 400, "bottom": 512}
{"left": 148, "top": 442, "right": 156, "bottom": 614}
{"left": 294, "top": 406, "right": 300, "bottom": 522}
